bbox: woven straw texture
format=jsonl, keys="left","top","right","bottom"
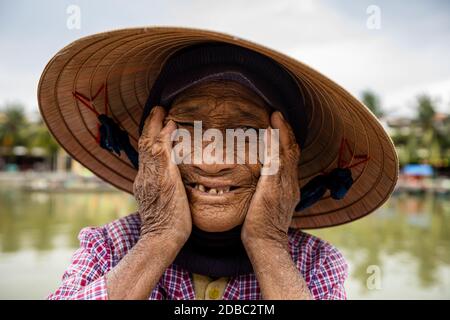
{"left": 38, "top": 27, "right": 399, "bottom": 229}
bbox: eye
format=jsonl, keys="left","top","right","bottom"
{"left": 176, "top": 121, "right": 195, "bottom": 128}
{"left": 236, "top": 126, "right": 257, "bottom": 131}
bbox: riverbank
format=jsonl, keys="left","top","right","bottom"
{"left": 395, "top": 175, "right": 450, "bottom": 196}
{"left": 2, "top": 171, "right": 450, "bottom": 196}
{"left": 0, "top": 171, "right": 118, "bottom": 193}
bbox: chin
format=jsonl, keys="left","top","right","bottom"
{"left": 190, "top": 204, "right": 245, "bottom": 232}
{"left": 184, "top": 181, "right": 253, "bottom": 232}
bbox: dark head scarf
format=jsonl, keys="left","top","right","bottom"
{"left": 137, "top": 43, "right": 308, "bottom": 277}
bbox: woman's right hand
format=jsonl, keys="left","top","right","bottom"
{"left": 133, "top": 106, "right": 192, "bottom": 246}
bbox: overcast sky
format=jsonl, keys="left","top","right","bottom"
{"left": 0, "top": 0, "right": 449, "bottom": 119}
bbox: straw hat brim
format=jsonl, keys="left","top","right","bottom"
{"left": 38, "top": 26, "right": 399, "bottom": 229}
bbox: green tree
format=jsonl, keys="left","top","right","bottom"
{"left": 0, "top": 103, "right": 27, "bottom": 148}
{"left": 417, "top": 95, "right": 436, "bottom": 130}
{"left": 26, "top": 118, "right": 60, "bottom": 168}
{"left": 26, "top": 118, "right": 59, "bottom": 153}
{"left": 361, "top": 90, "right": 384, "bottom": 118}
{"left": 413, "top": 94, "right": 449, "bottom": 166}
{"left": 0, "top": 104, "right": 60, "bottom": 169}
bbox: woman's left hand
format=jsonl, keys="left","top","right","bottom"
{"left": 241, "top": 111, "right": 300, "bottom": 247}
{"left": 241, "top": 112, "right": 312, "bottom": 300}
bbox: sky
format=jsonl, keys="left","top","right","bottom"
{"left": 0, "top": 0, "right": 449, "bottom": 119}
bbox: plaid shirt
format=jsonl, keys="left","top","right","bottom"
{"left": 48, "top": 213, "right": 348, "bottom": 300}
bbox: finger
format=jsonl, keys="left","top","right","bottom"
{"left": 270, "top": 111, "right": 297, "bottom": 150}
{"left": 260, "top": 126, "right": 280, "bottom": 177}
{"left": 140, "top": 106, "right": 166, "bottom": 143}
{"left": 156, "top": 120, "right": 183, "bottom": 176}
{"left": 159, "top": 120, "right": 178, "bottom": 149}
{"left": 270, "top": 111, "right": 300, "bottom": 163}
{"left": 262, "top": 126, "right": 272, "bottom": 168}
{"left": 149, "top": 120, "right": 177, "bottom": 157}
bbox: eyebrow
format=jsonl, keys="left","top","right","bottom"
{"left": 172, "top": 104, "right": 266, "bottom": 121}
{"left": 170, "top": 94, "right": 271, "bottom": 126}
{"left": 171, "top": 104, "right": 202, "bottom": 115}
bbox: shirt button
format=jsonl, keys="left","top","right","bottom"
{"left": 208, "top": 287, "right": 220, "bottom": 300}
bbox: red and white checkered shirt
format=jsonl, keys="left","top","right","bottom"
{"left": 47, "top": 213, "right": 348, "bottom": 300}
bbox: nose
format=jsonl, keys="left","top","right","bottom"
{"left": 192, "top": 148, "right": 236, "bottom": 175}
{"left": 192, "top": 162, "right": 236, "bottom": 175}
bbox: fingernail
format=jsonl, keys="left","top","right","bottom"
{"left": 277, "top": 111, "right": 285, "bottom": 120}
{"left": 151, "top": 106, "right": 164, "bottom": 116}
{"left": 151, "top": 143, "right": 162, "bottom": 155}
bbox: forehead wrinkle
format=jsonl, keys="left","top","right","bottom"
{"left": 218, "top": 90, "right": 270, "bottom": 113}
{"left": 195, "top": 99, "right": 266, "bottom": 130}
{"left": 216, "top": 99, "right": 270, "bottom": 127}
{"left": 170, "top": 100, "right": 269, "bottom": 129}
{"left": 168, "top": 80, "right": 271, "bottom": 127}
{"left": 170, "top": 104, "right": 201, "bottom": 116}
{"left": 168, "top": 96, "right": 216, "bottom": 122}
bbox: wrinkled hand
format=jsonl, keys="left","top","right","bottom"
{"left": 242, "top": 111, "right": 300, "bottom": 246}
{"left": 133, "top": 106, "right": 192, "bottom": 245}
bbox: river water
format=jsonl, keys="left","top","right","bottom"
{"left": 0, "top": 185, "right": 448, "bottom": 299}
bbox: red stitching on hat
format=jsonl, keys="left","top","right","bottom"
{"left": 322, "top": 137, "right": 369, "bottom": 176}
{"left": 338, "top": 137, "right": 369, "bottom": 170}
{"left": 72, "top": 84, "right": 110, "bottom": 144}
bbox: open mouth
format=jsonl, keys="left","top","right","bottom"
{"left": 185, "top": 183, "right": 239, "bottom": 195}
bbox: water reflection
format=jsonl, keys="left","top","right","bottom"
{"left": 0, "top": 187, "right": 137, "bottom": 252}
{"left": 311, "top": 193, "right": 450, "bottom": 299}
{"left": 0, "top": 185, "right": 449, "bottom": 299}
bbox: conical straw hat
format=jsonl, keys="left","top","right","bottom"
{"left": 38, "top": 26, "right": 399, "bottom": 229}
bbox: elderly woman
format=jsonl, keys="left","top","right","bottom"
{"left": 39, "top": 28, "right": 398, "bottom": 300}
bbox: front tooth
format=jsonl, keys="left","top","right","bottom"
{"left": 224, "top": 187, "right": 230, "bottom": 192}
{"left": 195, "top": 184, "right": 199, "bottom": 190}
{"left": 198, "top": 184, "right": 205, "bottom": 192}
{"left": 218, "top": 189, "right": 223, "bottom": 195}
{"left": 209, "top": 188, "right": 217, "bottom": 194}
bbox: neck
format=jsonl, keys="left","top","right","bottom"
{"left": 173, "top": 225, "right": 254, "bottom": 277}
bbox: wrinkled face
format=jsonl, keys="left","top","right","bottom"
{"left": 166, "top": 81, "right": 271, "bottom": 232}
